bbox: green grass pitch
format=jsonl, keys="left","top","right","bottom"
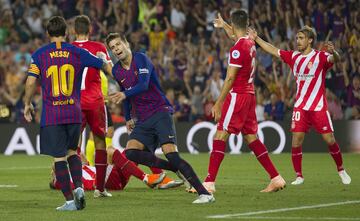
{"left": 0, "top": 153, "right": 359, "bottom": 221}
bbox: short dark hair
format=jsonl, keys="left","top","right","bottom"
{"left": 298, "top": 26, "right": 317, "bottom": 45}
{"left": 46, "top": 16, "right": 67, "bottom": 37}
{"left": 230, "top": 9, "right": 248, "bottom": 29}
{"left": 105, "top": 32, "right": 128, "bottom": 47}
{"left": 74, "top": 15, "right": 91, "bottom": 35}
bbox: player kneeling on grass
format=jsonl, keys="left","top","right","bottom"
{"left": 50, "top": 146, "right": 184, "bottom": 191}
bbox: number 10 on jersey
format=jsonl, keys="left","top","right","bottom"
{"left": 46, "top": 64, "right": 75, "bottom": 97}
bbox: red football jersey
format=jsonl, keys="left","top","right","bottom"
{"left": 279, "top": 49, "right": 333, "bottom": 111}
{"left": 72, "top": 40, "right": 111, "bottom": 109}
{"left": 228, "top": 36, "right": 256, "bottom": 94}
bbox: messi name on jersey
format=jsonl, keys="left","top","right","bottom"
{"left": 49, "top": 50, "right": 70, "bottom": 58}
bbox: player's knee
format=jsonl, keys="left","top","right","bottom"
{"left": 106, "top": 146, "right": 115, "bottom": 156}
{"left": 126, "top": 139, "right": 145, "bottom": 149}
{"left": 292, "top": 133, "right": 305, "bottom": 147}
{"left": 243, "top": 134, "right": 257, "bottom": 145}
{"left": 106, "top": 127, "right": 114, "bottom": 138}
{"left": 67, "top": 149, "right": 77, "bottom": 156}
{"left": 162, "top": 143, "right": 177, "bottom": 155}
{"left": 322, "top": 133, "right": 336, "bottom": 145}
{"left": 93, "top": 134, "right": 106, "bottom": 149}
{"left": 214, "top": 130, "right": 229, "bottom": 141}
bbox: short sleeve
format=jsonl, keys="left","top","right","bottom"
{"left": 228, "top": 46, "right": 242, "bottom": 68}
{"left": 27, "top": 55, "right": 41, "bottom": 78}
{"left": 319, "top": 51, "right": 334, "bottom": 70}
{"left": 97, "top": 44, "right": 112, "bottom": 64}
{"left": 279, "top": 49, "right": 294, "bottom": 66}
{"left": 79, "top": 48, "right": 104, "bottom": 70}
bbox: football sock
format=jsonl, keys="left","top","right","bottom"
{"left": 85, "top": 139, "right": 95, "bottom": 166}
{"left": 105, "top": 137, "right": 112, "bottom": 148}
{"left": 248, "top": 139, "right": 279, "bottom": 179}
{"left": 54, "top": 161, "right": 73, "bottom": 201}
{"left": 95, "top": 149, "right": 107, "bottom": 192}
{"left": 150, "top": 167, "right": 163, "bottom": 174}
{"left": 205, "top": 140, "right": 226, "bottom": 182}
{"left": 292, "top": 146, "right": 303, "bottom": 177}
{"left": 113, "top": 149, "right": 146, "bottom": 180}
{"left": 165, "top": 152, "right": 209, "bottom": 195}
{"left": 67, "top": 154, "right": 83, "bottom": 188}
{"left": 328, "top": 142, "right": 344, "bottom": 171}
{"left": 125, "top": 149, "right": 177, "bottom": 172}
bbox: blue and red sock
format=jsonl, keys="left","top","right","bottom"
{"left": 165, "top": 152, "right": 209, "bottom": 195}
{"left": 67, "top": 154, "right": 83, "bottom": 188}
{"left": 125, "top": 149, "right": 177, "bottom": 172}
{"left": 54, "top": 161, "right": 73, "bottom": 201}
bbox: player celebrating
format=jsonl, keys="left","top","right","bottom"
{"left": 50, "top": 146, "right": 169, "bottom": 191}
{"left": 190, "top": 10, "right": 286, "bottom": 194}
{"left": 24, "top": 16, "right": 112, "bottom": 211}
{"left": 248, "top": 26, "right": 351, "bottom": 185}
{"left": 106, "top": 33, "right": 214, "bottom": 204}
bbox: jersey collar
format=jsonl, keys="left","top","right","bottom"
{"left": 74, "top": 40, "right": 89, "bottom": 43}
{"left": 235, "top": 36, "right": 249, "bottom": 45}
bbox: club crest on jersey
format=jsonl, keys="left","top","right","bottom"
{"left": 231, "top": 50, "right": 240, "bottom": 59}
{"left": 307, "top": 62, "right": 313, "bottom": 69}
{"left": 139, "top": 68, "right": 149, "bottom": 74}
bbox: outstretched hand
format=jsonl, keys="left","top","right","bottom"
{"left": 324, "top": 42, "right": 335, "bottom": 54}
{"left": 109, "top": 92, "right": 126, "bottom": 104}
{"left": 248, "top": 27, "right": 258, "bottom": 41}
{"left": 213, "top": 13, "right": 225, "bottom": 28}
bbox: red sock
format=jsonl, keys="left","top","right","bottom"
{"left": 205, "top": 140, "right": 226, "bottom": 182}
{"left": 292, "top": 146, "right": 303, "bottom": 177}
{"left": 113, "top": 150, "right": 146, "bottom": 181}
{"left": 328, "top": 142, "right": 344, "bottom": 171}
{"left": 150, "top": 167, "right": 163, "bottom": 174}
{"left": 248, "top": 139, "right": 279, "bottom": 179}
{"left": 76, "top": 146, "right": 81, "bottom": 155}
{"left": 95, "top": 149, "right": 107, "bottom": 192}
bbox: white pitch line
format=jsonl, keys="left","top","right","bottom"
{"left": 207, "top": 200, "right": 360, "bottom": 219}
{"left": 0, "top": 166, "right": 49, "bottom": 170}
{"left": 0, "top": 185, "right": 18, "bottom": 188}
{"left": 232, "top": 216, "right": 360, "bottom": 220}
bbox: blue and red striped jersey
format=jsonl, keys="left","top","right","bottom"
{"left": 27, "top": 41, "right": 103, "bottom": 127}
{"left": 112, "top": 52, "right": 173, "bottom": 122}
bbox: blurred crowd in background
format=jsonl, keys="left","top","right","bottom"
{"left": 0, "top": 0, "right": 359, "bottom": 124}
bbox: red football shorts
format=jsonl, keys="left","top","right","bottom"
{"left": 217, "top": 93, "right": 258, "bottom": 135}
{"left": 81, "top": 105, "right": 107, "bottom": 137}
{"left": 105, "top": 166, "right": 131, "bottom": 190}
{"left": 291, "top": 108, "right": 334, "bottom": 134}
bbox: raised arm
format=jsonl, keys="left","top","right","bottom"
{"left": 248, "top": 27, "right": 280, "bottom": 58}
{"left": 213, "top": 13, "right": 236, "bottom": 42}
{"left": 324, "top": 41, "right": 340, "bottom": 63}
